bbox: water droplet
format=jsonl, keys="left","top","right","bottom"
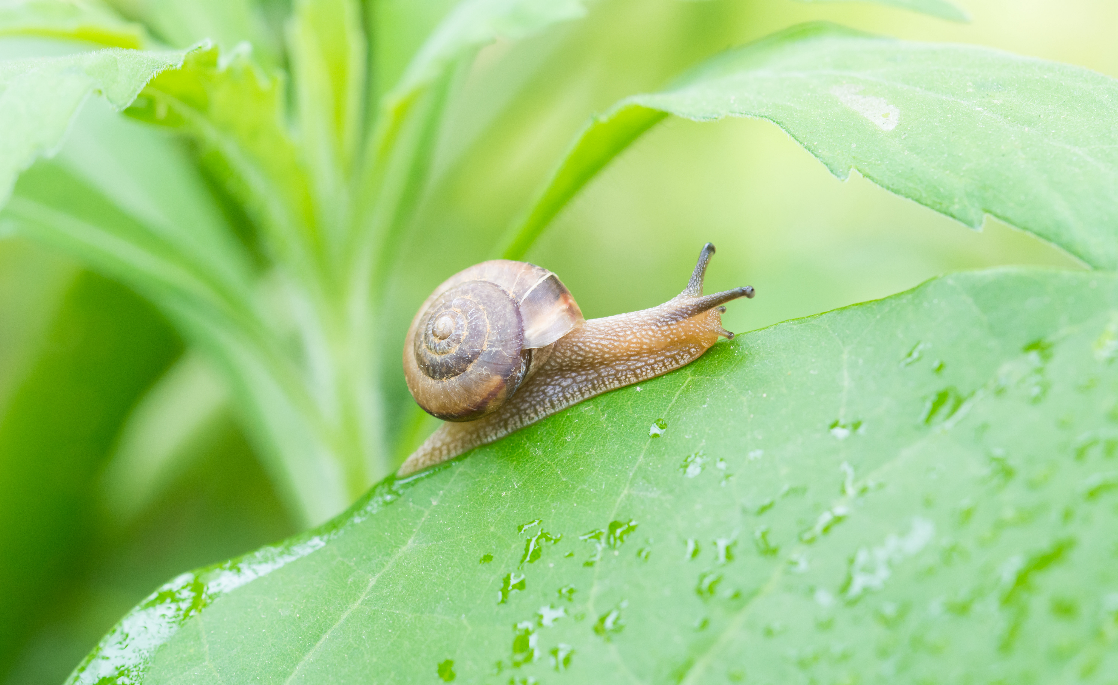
{"left": 696, "top": 571, "right": 723, "bottom": 598}
{"left": 685, "top": 539, "right": 700, "bottom": 560}
{"left": 480, "top": 554, "right": 493, "bottom": 564}
{"left": 713, "top": 538, "right": 736, "bottom": 565}
{"left": 680, "top": 450, "right": 706, "bottom": 477}
{"left": 520, "top": 526, "right": 561, "bottom": 566}
{"left": 921, "top": 388, "right": 969, "bottom": 425}
{"left": 650, "top": 418, "right": 668, "bottom": 438}
{"left": 845, "top": 518, "right": 935, "bottom": 600}
{"left": 557, "top": 585, "right": 576, "bottom": 602}
{"left": 518, "top": 519, "right": 542, "bottom": 534}
{"left": 537, "top": 604, "right": 566, "bottom": 627}
{"left": 694, "top": 616, "right": 710, "bottom": 631}
{"left": 579, "top": 529, "right": 604, "bottom": 566}
{"left": 438, "top": 659, "right": 456, "bottom": 682}
{"left": 593, "top": 601, "right": 627, "bottom": 640}
{"left": 814, "top": 588, "right": 835, "bottom": 607}
{"left": 550, "top": 644, "right": 574, "bottom": 672}
{"left": 607, "top": 520, "right": 638, "bottom": 548}
{"left": 788, "top": 553, "right": 809, "bottom": 573}
{"left": 637, "top": 547, "right": 651, "bottom": 562}
{"left": 747, "top": 449, "right": 764, "bottom": 461}
{"left": 1023, "top": 338, "right": 1054, "bottom": 363}
{"left": 933, "top": 360, "right": 945, "bottom": 374}
{"left": 510, "top": 621, "right": 538, "bottom": 667}
{"left": 829, "top": 419, "right": 863, "bottom": 440}
{"left": 1093, "top": 314, "right": 1118, "bottom": 362}
{"left": 840, "top": 462, "right": 857, "bottom": 497}
{"left": 1082, "top": 472, "right": 1118, "bottom": 500}
{"left": 498, "top": 572, "right": 526, "bottom": 604}
{"left": 799, "top": 506, "right": 850, "bottom": 543}
{"left": 901, "top": 342, "right": 926, "bottom": 367}
{"left": 754, "top": 498, "right": 775, "bottom": 516}
{"left": 753, "top": 528, "right": 778, "bottom": 556}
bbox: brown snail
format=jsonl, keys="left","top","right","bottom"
{"left": 398, "top": 243, "right": 754, "bottom": 476}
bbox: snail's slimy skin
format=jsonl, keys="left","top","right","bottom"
{"left": 398, "top": 243, "right": 753, "bottom": 477}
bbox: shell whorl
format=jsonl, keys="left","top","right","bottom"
{"left": 404, "top": 260, "right": 583, "bottom": 422}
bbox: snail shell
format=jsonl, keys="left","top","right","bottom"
{"left": 403, "top": 260, "right": 583, "bottom": 421}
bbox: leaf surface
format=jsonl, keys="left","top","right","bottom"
{"left": 0, "top": 0, "right": 146, "bottom": 47}
{"left": 796, "top": 0, "right": 968, "bottom": 22}
{"left": 500, "top": 23, "right": 1118, "bottom": 269}
{"left": 0, "top": 45, "right": 190, "bottom": 209}
{"left": 72, "top": 268, "right": 1118, "bottom": 683}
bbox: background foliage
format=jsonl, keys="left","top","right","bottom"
{"left": 0, "top": 0, "right": 1114, "bottom": 682}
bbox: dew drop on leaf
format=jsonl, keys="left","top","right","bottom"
{"left": 550, "top": 644, "right": 574, "bottom": 672}
{"left": 437, "top": 659, "right": 455, "bottom": 682}
{"left": 510, "top": 621, "right": 538, "bottom": 667}
{"left": 685, "top": 538, "right": 700, "bottom": 560}
{"left": 593, "top": 601, "right": 626, "bottom": 641}
{"left": 696, "top": 571, "right": 722, "bottom": 598}
{"left": 498, "top": 573, "right": 526, "bottom": 604}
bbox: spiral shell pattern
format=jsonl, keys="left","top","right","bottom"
{"left": 404, "top": 260, "right": 583, "bottom": 422}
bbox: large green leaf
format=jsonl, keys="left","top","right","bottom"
{"left": 72, "top": 267, "right": 1118, "bottom": 683}
{"left": 0, "top": 45, "right": 190, "bottom": 209}
{"left": 0, "top": 0, "right": 146, "bottom": 48}
{"left": 499, "top": 23, "right": 1118, "bottom": 269}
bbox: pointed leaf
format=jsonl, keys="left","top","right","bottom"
{"left": 287, "top": 0, "right": 366, "bottom": 251}
{"left": 72, "top": 268, "right": 1118, "bottom": 683}
{"left": 500, "top": 23, "right": 1118, "bottom": 269}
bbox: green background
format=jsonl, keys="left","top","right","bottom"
{"left": 0, "top": 0, "right": 1114, "bottom": 682}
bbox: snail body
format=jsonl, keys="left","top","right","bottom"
{"left": 399, "top": 243, "right": 754, "bottom": 476}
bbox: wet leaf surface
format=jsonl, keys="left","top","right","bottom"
{"left": 73, "top": 268, "right": 1118, "bottom": 683}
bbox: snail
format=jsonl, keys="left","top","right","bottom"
{"left": 398, "top": 243, "right": 754, "bottom": 476}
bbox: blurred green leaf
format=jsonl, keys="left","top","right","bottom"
{"left": 386, "top": 0, "right": 588, "bottom": 108}
{"left": 125, "top": 44, "right": 319, "bottom": 279}
{"left": 0, "top": 271, "right": 180, "bottom": 678}
{"left": 0, "top": 0, "right": 146, "bottom": 48}
{"left": 106, "top": 0, "right": 284, "bottom": 65}
{"left": 796, "top": 0, "right": 968, "bottom": 22}
{"left": 2, "top": 98, "right": 348, "bottom": 526}
{"left": 359, "top": 0, "right": 592, "bottom": 284}
{"left": 366, "top": 0, "right": 456, "bottom": 105}
{"left": 71, "top": 267, "right": 1118, "bottom": 683}
{"left": 501, "top": 23, "right": 1118, "bottom": 268}
{"left": 287, "top": 0, "right": 365, "bottom": 253}
{"left": 100, "top": 352, "right": 230, "bottom": 523}
{"left": 0, "top": 46, "right": 191, "bottom": 209}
